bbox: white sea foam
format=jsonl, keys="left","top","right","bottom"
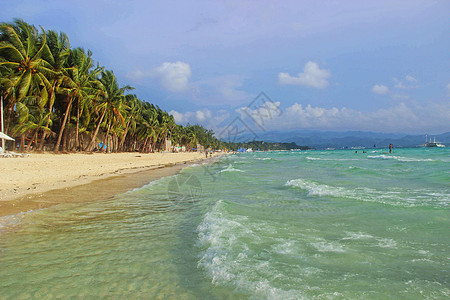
{"left": 411, "top": 258, "right": 436, "bottom": 263}
{"left": 396, "top": 157, "right": 434, "bottom": 162}
{"left": 377, "top": 238, "right": 398, "bottom": 248}
{"left": 285, "top": 178, "right": 449, "bottom": 207}
{"left": 186, "top": 163, "right": 201, "bottom": 168}
{"left": 342, "top": 231, "right": 375, "bottom": 240}
{"left": 311, "top": 240, "right": 346, "bottom": 253}
{"left": 306, "top": 156, "right": 321, "bottom": 160}
{"left": 367, "top": 155, "right": 434, "bottom": 162}
{"left": 285, "top": 179, "right": 346, "bottom": 197}
{"left": 272, "top": 241, "right": 295, "bottom": 255}
{"left": 367, "top": 154, "right": 396, "bottom": 160}
{"left": 197, "top": 201, "right": 306, "bottom": 299}
{"left": 218, "top": 164, "right": 245, "bottom": 173}
{"left": 306, "top": 156, "right": 359, "bottom": 161}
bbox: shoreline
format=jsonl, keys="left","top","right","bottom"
{"left": 0, "top": 152, "right": 221, "bottom": 217}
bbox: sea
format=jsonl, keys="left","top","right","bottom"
{"left": 1, "top": 147, "right": 449, "bottom": 299}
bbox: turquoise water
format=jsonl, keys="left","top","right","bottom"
{"left": 1, "top": 148, "right": 449, "bottom": 299}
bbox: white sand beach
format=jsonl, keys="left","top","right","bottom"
{"left": 0, "top": 152, "right": 216, "bottom": 216}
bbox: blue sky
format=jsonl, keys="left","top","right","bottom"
{"left": 2, "top": 0, "right": 449, "bottom": 134}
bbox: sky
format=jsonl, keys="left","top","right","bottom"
{"left": 2, "top": 0, "right": 449, "bottom": 136}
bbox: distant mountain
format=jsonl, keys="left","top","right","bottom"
{"left": 250, "top": 130, "right": 450, "bottom": 149}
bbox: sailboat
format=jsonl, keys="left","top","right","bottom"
{"left": 423, "top": 135, "right": 445, "bottom": 147}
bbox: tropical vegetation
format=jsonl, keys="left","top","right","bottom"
{"left": 0, "top": 19, "right": 224, "bottom": 153}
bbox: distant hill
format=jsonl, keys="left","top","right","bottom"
{"left": 251, "top": 130, "right": 450, "bottom": 149}
{"left": 225, "top": 140, "right": 309, "bottom": 151}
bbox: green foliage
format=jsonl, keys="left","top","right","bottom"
{"left": 223, "top": 140, "right": 309, "bottom": 151}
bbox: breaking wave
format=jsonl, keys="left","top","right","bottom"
{"left": 285, "top": 178, "right": 449, "bottom": 207}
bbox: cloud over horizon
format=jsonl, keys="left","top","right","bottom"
{"left": 169, "top": 108, "right": 230, "bottom": 132}
{"left": 238, "top": 101, "right": 450, "bottom": 133}
{"left": 171, "top": 101, "right": 450, "bottom": 135}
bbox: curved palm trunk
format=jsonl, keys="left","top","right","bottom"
{"left": 4, "top": 101, "right": 15, "bottom": 135}
{"left": 141, "top": 136, "right": 149, "bottom": 153}
{"left": 119, "top": 120, "right": 131, "bottom": 151}
{"left": 105, "top": 123, "right": 111, "bottom": 153}
{"left": 113, "top": 133, "right": 119, "bottom": 153}
{"left": 29, "top": 129, "right": 39, "bottom": 151}
{"left": 85, "top": 108, "right": 107, "bottom": 152}
{"left": 75, "top": 102, "right": 80, "bottom": 151}
{"left": 53, "top": 98, "right": 73, "bottom": 151}
{"left": 37, "top": 125, "right": 48, "bottom": 151}
{"left": 20, "top": 134, "right": 25, "bottom": 151}
{"left": 38, "top": 82, "right": 57, "bottom": 151}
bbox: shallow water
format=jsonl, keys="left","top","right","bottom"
{"left": 1, "top": 148, "right": 449, "bottom": 299}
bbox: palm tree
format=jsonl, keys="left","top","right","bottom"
{"left": 119, "top": 94, "right": 142, "bottom": 151}
{"left": 185, "top": 126, "right": 198, "bottom": 151}
{"left": 0, "top": 67, "right": 16, "bottom": 134}
{"left": 85, "top": 70, "right": 133, "bottom": 152}
{"left": 0, "top": 19, "right": 57, "bottom": 131}
{"left": 136, "top": 102, "right": 159, "bottom": 152}
{"left": 53, "top": 48, "right": 102, "bottom": 151}
{"left": 11, "top": 98, "right": 50, "bottom": 151}
{"left": 37, "top": 29, "right": 70, "bottom": 150}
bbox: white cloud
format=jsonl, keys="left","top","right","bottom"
{"left": 169, "top": 109, "right": 230, "bottom": 131}
{"left": 170, "top": 110, "right": 186, "bottom": 124}
{"left": 233, "top": 101, "right": 450, "bottom": 133}
{"left": 394, "top": 82, "right": 406, "bottom": 89}
{"left": 154, "top": 61, "right": 191, "bottom": 93}
{"left": 236, "top": 101, "right": 282, "bottom": 128}
{"left": 372, "top": 84, "right": 389, "bottom": 95}
{"left": 390, "top": 93, "right": 410, "bottom": 100}
{"left": 393, "top": 76, "right": 418, "bottom": 90}
{"left": 405, "top": 75, "right": 417, "bottom": 82}
{"left": 196, "top": 110, "right": 211, "bottom": 121}
{"left": 278, "top": 61, "right": 331, "bottom": 89}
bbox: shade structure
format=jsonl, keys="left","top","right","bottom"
{"left": 0, "top": 132, "right": 14, "bottom": 141}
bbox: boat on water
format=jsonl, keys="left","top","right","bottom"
{"left": 422, "top": 136, "right": 445, "bottom": 147}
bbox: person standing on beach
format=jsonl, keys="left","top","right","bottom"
{"left": 389, "top": 144, "right": 393, "bottom": 153}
